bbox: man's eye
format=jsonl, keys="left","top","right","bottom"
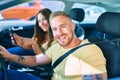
{"left": 61, "top": 25, "right": 65, "bottom": 28}
{"left": 52, "top": 28, "right": 57, "bottom": 31}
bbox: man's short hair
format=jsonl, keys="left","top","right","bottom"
{"left": 49, "top": 11, "right": 71, "bottom": 21}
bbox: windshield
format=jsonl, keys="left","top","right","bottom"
{"left": 1, "top": 0, "right": 105, "bottom": 23}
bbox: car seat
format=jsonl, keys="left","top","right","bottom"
{"left": 69, "top": 8, "right": 85, "bottom": 40}
{"left": 89, "top": 12, "right": 120, "bottom": 80}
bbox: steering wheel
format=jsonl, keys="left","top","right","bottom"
{"left": 0, "top": 57, "right": 8, "bottom": 80}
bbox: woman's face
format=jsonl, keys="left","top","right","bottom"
{"left": 37, "top": 13, "right": 49, "bottom": 32}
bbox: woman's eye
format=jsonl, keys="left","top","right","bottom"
{"left": 38, "top": 20, "right": 41, "bottom": 23}
{"left": 42, "top": 18, "right": 47, "bottom": 21}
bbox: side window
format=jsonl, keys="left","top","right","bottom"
{"left": 1, "top": 1, "right": 65, "bottom": 20}
{"left": 72, "top": 3, "right": 106, "bottom": 23}
{"left": 0, "top": 12, "right": 3, "bottom": 19}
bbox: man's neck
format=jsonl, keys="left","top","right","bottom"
{"left": 63, "top": 38, "right": 81, "bottom": 49}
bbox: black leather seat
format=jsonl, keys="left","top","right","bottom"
{"left": 89, "top": 12, "right": 120, "bottom": 80}
{"left": 69, "top": 8, "right": 85, "bottom": 40}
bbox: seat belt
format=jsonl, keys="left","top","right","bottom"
{"left": 53, "top": 38, "right": 120, "bottom": 70}
{"left": 52, "top": 42, "right": 92, "bottom": 70}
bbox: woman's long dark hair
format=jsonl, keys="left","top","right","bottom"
{"left": 33, "top": 8, "right": 53, "bottom": 50}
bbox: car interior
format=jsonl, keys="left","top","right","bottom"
{"left": 89, "top": 12, "right": 120, "bottom": 79}
{"left": 0, "top": 0, "right": 120, "bottom": 80}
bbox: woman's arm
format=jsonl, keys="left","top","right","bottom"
{"left": 31, "top": 39, "right": 43, "bottom": 55}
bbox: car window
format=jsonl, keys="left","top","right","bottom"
{"left": 1, "top": 1, "right": 65, "bottom": 20}
{"left": 41, "top": 1, "right": 65, "bottom": 12}
{"left": 72, "top": 3, "right": 106, "bottom": 23}
{"left": 0, "top": 12, "right": 3, "bottom": 20}
{"left": 17, "top": 1, "right": 65, "bottom": 12}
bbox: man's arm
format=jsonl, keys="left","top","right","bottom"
{"left": 101, "top": 72, "right": 107, "bottom": 80}
{"left": 0, "top": 45, "right": 51, "bottom": 67}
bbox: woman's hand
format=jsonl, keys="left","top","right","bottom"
{"left": 13, "top": 33, "right": 43, "bottom": 54}
{"left": 13, "top": 33, "right": 34, "bottom": 50}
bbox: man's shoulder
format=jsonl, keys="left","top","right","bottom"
{"left": 81, "top": 39, "right": 90, "bottom": 44}
{"left": 81, "top": 39, "right": 100, "bottom": 49}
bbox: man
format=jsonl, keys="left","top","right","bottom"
{"left": 0, "top": 11, "right": 107, "bottom": 80}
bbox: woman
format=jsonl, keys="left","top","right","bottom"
{"left": 7, "top": 8, "right": 56, "bottom": 69}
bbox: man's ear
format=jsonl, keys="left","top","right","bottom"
{"left": 71, "top": 22, "right": 75, "bottom": 30}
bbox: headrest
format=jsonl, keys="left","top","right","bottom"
{"left": 69, "top": 8, "right": 85, "bottom": 22}
{"left": 75, "top": 25, "right": 85, "bottom": 40}
{"left": 96, "top": 12, "right": 120, "bottom": 37}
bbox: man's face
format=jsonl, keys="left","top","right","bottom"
{"left": 50, "top": 15, "right": 75, "bottom": 47}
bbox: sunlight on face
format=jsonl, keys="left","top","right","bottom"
{"left": 50, "top": 15, "right": 75, "bottom": 47}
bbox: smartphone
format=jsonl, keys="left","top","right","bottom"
{"left": 9, "top": 27, "right": 16, "bottom": 45}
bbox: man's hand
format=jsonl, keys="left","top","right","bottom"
{"left": 0, "top": 45, "right": 11, "bottom": 59}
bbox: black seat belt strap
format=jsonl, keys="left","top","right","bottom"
{"left": 52, "top": 38, "right": 120, "bottom": 70}
{"left": 52, "top": 43, "right": 92, "bottom": 69}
